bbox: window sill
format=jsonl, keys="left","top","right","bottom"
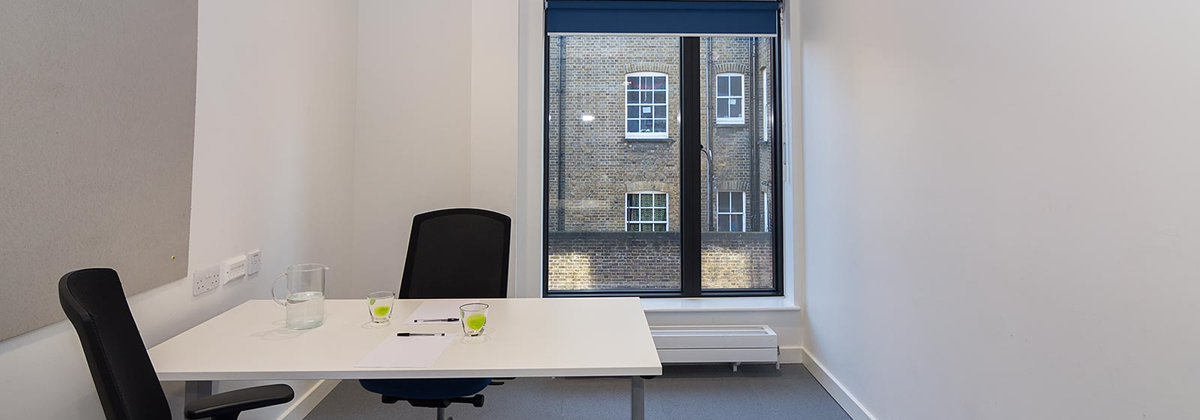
{"left": 625, "top": 136, "right": 670, "bottom": 142}
{"left": 715, "top": 121, "right": 745, "bottom": 127}
{"left": 640, "top": 296, "right": 799, "bottom": 312}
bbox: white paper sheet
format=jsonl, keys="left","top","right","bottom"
{"left": 402, "top": 300, "right": 479, "bottom": 324}
{"left": 355, "top": 334, "right": 458, "bottom": 368}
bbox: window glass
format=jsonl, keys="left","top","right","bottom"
{"left": 626, "top": 192, "right": 669, "bottom": 232}
{"left": 625, "top": 71, "right": 669, "bottom": 139}
{"left": 715, "top": 73, "right": 745, "bottom": 124}
{"left": 715, "top": 191, "right": 745, "bottom": 232}
{"left": 547, "top": 35, "right": 778, "bottom": 295}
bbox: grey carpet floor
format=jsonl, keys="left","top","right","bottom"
{"left": 306, "top": 364, "right": 851, "bottom": 419}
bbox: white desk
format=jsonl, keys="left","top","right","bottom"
{"left": 149, "top": 298, "right": 662, "bottom": 419}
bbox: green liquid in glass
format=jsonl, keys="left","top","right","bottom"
{"left": 372, "top": 305, "right": 391, "bottom": 318}
{"left": 465, "top": 313, "right": 486, "bottom": 330}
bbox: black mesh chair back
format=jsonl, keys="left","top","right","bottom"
{"left": 59, "top": 268, "right": 171, "bottom": 420}
{"left": 400, "top": 208, "right": 511, "bottom": 299}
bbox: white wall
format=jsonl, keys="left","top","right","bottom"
{"left": 0, "top": 1, "right": 358, "bottom": 418}
{"left": 353, "top": 0, "right": 521, "bottom": 297}
{"left": 471, "top": 0, "right": 521, "bottom": 294}
{"left": 802, "top": 0, "right": 1200, "bottom": 419}
{"left": 352, "top": 0, "right": 474, "bottom": 297}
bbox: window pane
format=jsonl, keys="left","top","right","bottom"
{"left": 549, "top": 35, "right": 680, "bottom": 293}
{"left": 717, "top": 76, "right": 729, "bottom": 96}
{"left": 701, "top": 37, "right": 775, "bottom": 290}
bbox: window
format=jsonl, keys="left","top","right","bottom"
{"left": 625, "top": 72, "right": 669, "bottom": 139}
{"left": 546, "top": 3, "right": 782, "bottom": 296}
{"left": 716, "top": 73, "right": 744, "bottom": 125}
{"left": 626, "top": 192, "right": 668, "bottom": 232}
{"left": 761, "top": 68, "right": 769, "bottom": 141}
{"left": 716, "top": 191, "right": 746, "bottom": 232}
{"left": 762, "top": 192, "right": 769, "bottom": 232}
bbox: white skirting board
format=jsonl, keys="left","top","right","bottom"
{"left": 802, "top": 349, "right": 878, "bottom": 420}
{"left": 277, "top": 379, "right": 340, "bottom": 420}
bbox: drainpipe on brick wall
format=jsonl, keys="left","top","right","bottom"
{"left": 556, "top": 36, "right": 566, "bottom": 232}
{"left": 705, "top": 37, "right": 716, "bottom": 232}
{"left": 748, "top": 38, "right": 762, "bottom": 232}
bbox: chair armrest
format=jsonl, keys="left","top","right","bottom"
{"left": 184, "top": 384, "right": 294, "bottom": 419}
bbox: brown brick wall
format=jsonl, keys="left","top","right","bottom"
{"left": 548, "top": 232, "right": 774, "bottom": 291}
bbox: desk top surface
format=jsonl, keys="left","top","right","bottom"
{"left": 149, "top": 297, "right": 662, "bottom": 381}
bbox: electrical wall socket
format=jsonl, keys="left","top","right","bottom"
{"left": 246, "top": 249, "right": 262, "bottom": 276}
{"left": 193, "top": 265, "right": 220, "bottom": 296}
{"left": 221, "top": 255, "right": 248, "bottom": 284}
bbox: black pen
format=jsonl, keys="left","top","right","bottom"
{"left": 414, "top": 318, "right": 459, "bottom": 323}
{"left": 396, "top": 332, "right": 446, "bottom": 337}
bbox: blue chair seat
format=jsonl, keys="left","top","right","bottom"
{"left": 359, "top": 378, "right": 492, "bottom": 400}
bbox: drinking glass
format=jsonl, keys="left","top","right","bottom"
{"left": 367, "top": 291, "right": 395, "bottom": 325}
{"left": 459, "top": 303, "right": 489, "bottom": 339}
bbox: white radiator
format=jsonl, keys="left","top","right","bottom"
{"left": 649, "top": 325, "right": 779, "bottom": 371}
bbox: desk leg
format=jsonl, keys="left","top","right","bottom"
{"left": 185, "top": 380, "right": 214, "bottom": 405}
{"left": 631, "top": 377, "right": 645, "bottom": 420}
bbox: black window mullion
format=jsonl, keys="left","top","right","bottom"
{"left": 680, "top": 37, "right": 702, "bottom": 297}
{"left": 771, "top": 29, "right": 784, "bottom": 295}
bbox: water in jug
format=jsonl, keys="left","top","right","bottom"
{"left": 271, "top": 263, "right": 328, "bottom": 330}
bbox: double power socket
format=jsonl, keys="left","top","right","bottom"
{"left": 193, "top": 249, "right": 263, "bottom": 296}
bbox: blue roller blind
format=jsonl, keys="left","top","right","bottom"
{"left": 547, "top": 1, "right": 780, "bottom": 36}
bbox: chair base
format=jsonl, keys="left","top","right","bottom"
{"left": 380, "top": 394, "right": 484, "bottom": 420}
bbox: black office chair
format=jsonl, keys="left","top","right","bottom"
{"left": 59, "top": 268, "right": 295, "bottom": 420}
{"left": 360, "top": 208, "right": 511, "bottom": 420}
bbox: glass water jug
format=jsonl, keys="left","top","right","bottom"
{"left": 271, "top": 263, "right": 328, "bottom": 330}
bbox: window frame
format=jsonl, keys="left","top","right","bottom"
{"left": 625, "top": 191, "right": 669, "bottom": 232}
{"left": 715, "top": 73, "right": 745, "bottom": 125}
{"left": 716, "top": 191, "right": 747, "bottom": 232}
{"left": 624, "top": 71, "right": 670, "bottom": 140}
{"left": 542, "top": 34, "right": 785, "bottom": 299}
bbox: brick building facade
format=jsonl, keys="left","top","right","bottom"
{"left": 547, "top": 36, "right": 776, "bottom": 291}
